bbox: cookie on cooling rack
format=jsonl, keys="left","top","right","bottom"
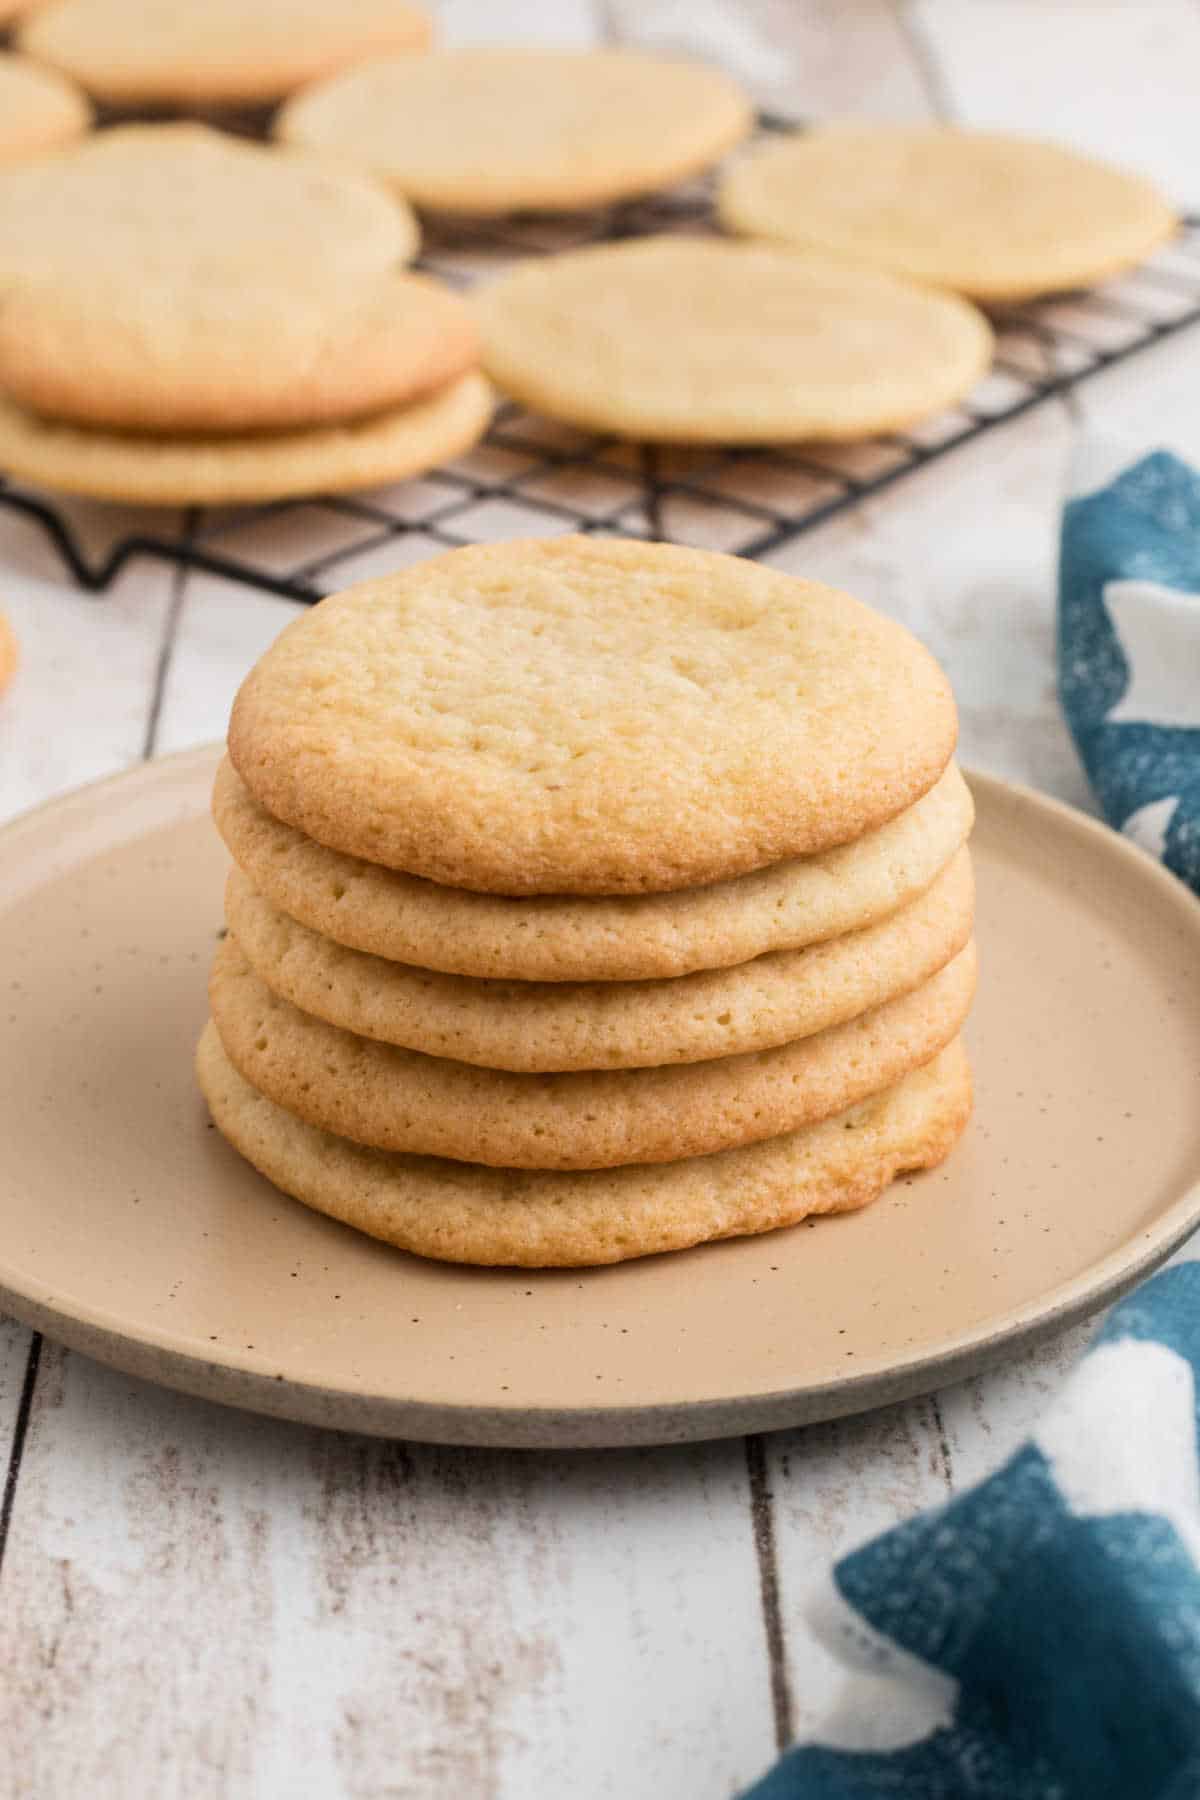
{"left": 474, "top": 238, "right": 993, "bottom": 442}
{"left": 17, "top": 0, "right": 432, "bottom": 107}
{"left": 276, "top": 47, "right": 752, "bottom": 213}
{"left": 719, "top": 124, "right": 1177, "bottom": 301}
{"left": 0, "top": 374, "right": 492, "bottom": 506}
{"left": 0, "top": 53, "right": 91, "bottom": 162}
{"left": 0, "top": 126, "right": 475, "bottom": 435}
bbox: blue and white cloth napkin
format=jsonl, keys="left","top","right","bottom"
{"left": 1059, "top": 442, "right": 1200, "bottom": 889}
{"left": 742, "top": 446, "right": 1200, "bottom": 1797}
{"left": 743, "top": 1265, "right": 1200, "bottom": 1797}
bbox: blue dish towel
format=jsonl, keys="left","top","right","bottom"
{"left": 1059, "top": 443, "right": 1200, "bottom": 889}
{"left": 742, "top": 1265, "right": 1200, "bottom": 1798}
{"left": 742, "top": 450, "right": 1200, "bottom": 1798}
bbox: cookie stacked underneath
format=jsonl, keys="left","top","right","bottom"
{"left": 198, "top": 537, "right": 976, "bottom": 1267}
{"left": 0, "top": 125, "right": 490, "bottom": 505}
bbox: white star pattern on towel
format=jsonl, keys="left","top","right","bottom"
{"left": 1103, "top": 578, "right": 1200, "bottom": 729}
{"left": 1123, "top": 794, "right": 1181, "bottom": 857}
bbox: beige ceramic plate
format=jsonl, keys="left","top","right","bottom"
{"left": 2, "top": 746, "right": 1200, "bottom": 1448}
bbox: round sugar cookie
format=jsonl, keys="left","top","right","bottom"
{"left": 197, "top": 1026, "right": 972, "bottom": 1268}
{"left": 719, "top": 125, "right": 1177, "bottom": 302}
{"left": 208, "top": 936, "right": 976, "bottom": 1170}
{"left": 476, "top": 238, "right": 992, "bottom": 443}
{"left": 0, "top": 270, "right": 477, "bottom": 434}
{"left": 0, "top": 126, "right": 417, "bottom": 290}
{"left": 19, "top": 0, "right": 432, "bottom": 108}
{"left": 225, "top": 848, "right": 974, "bottom": 1071}
{"left": 213, "top": 758, "right": 974, "bottom": 981}
{"left": 0, "top": 373, "right": 491, "bottom": 506}
{"left": 227, "top": 538, "right": 959, "bottom": 895}
{"left": 277, "top": 48, "right": 751, "bottom": 215}
{"left": 0, "top": 54, "right": 91, "bottom": 163}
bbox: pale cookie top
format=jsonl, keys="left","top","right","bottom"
{"left": 227, "top": 538, "right": 959, "bottom": 895}
{"left": 0, "top": 270, "right": 477, "bottom": 434}
{"left": 213, "top": 759, "right": 974, "bottom": 981}
{"left": 0, "top": 125, "right": 417, "bottom": 289}
{"left": 719, "top": 125, "right": 1177, "bottom": 301}
{"left": 19, "top": 0, "right": 432, "bottom": 106}
{"left": 277, "top": 48, "right": 751, "bottom": 214}
{"left": 0, "top": 54, "right": 91, "bottom": 163}
{"left": 475, "top": 239, "right": 993, "bottom": 443}
{"left": 0, "top": 372, "right": 491, "bottom": 508}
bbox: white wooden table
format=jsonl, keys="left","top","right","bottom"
{"left": 2, "top": 4, "right": 1200, "bottom": 1794}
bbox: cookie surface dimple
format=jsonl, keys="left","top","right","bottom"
{"left": 277, "top": 48, "right": 751, "bottom": 214}
{"left": 197, "top": 1025, "right": 972, "bottom": 1267}
{"left": 0, "top": 124, "right": 434, "bottom": 436}
{"left": 475, "top": 238, "right": 993, "bottom": 443}
{"left": 227, "top": 538, "right": 958, "bottom": 894}
{"left": 208, "top": 936, "right": 976, "bottom": 1169}
{"left": 719, "top": 125, "right": 1176, "bottom": 301}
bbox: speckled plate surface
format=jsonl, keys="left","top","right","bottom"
{"left": 2, "top": 746, "right": 1199, "bottom": 1448}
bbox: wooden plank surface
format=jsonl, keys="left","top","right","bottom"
{"left": 2, "top": 2, "right": 1199, "bottom": 1794}
{"left": 0, "top": 1346, "right": 773, "bottom": 1799}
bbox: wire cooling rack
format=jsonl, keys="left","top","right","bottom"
{"left": 3, "top": 116, "right": 1200, "bottom": 605}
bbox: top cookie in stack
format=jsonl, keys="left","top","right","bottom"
{"left": 199, "top": 537, "right": 976, "bottom": 1266}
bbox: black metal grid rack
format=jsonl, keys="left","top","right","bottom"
{"left": 3, "top": 117, "right": 1199, "bottom": 605}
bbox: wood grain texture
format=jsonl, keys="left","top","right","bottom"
{"left": 1, "top": 2, "right": 1199, "bottom": 1792}
{"left": 0, "top": 1346, "right": 773, "bottom": 1799}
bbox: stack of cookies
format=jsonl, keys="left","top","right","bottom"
{"left": 0, "top": 125, "right": 491, "bottom": 505}
{"left": 198, "top": 537, "right": 976, "bottom": 1268}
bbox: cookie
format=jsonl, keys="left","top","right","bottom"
{"left": 0, "top": 53, "right": 91, "bottom": 162}
{"left": 0, "top": 372, "right": 491, "bottom": 506}
{"left": 0, "top": 125, "right": 417, "bottom": 289}
{"left": 19, "top": 0, "right": 432, "bottom": 108}
{"left": 474, "top": 238, "right": 993, "bottom": 443}
{"left": 0, "top": 270, "right": 477, "bottom": 434}
{"left": 277, "top": 47, "right": 751, "bottom": 215}
{"left": 213, "top": 758, "right": 973, "bottom": 982}
{"left": 225, "top": 848, "right": 973, "bottom": 1071}
{"left": 227, "top": 538, "right": 958, "bottom": 895}
{"left": 718, "top": 125, "right": 1177, "bottom": 301}
{"left": 0, "top": 611, "right": 17, "bottom": 694}
{"left": 197, "top": 1025, "right": 971, "bottom": 1267}
{"left": 208, "top": 935, "right": 976, "bottom": 1169}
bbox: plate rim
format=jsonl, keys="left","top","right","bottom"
{"left": 2, "top": 743, "right": 1199, "bottom": 1448}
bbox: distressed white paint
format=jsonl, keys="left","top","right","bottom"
{"left": 1, "top": 1, "right": 1199, "bottom": 1791}
{"left": 0, "top": 1348, "right": 772, "bottom": 1800}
